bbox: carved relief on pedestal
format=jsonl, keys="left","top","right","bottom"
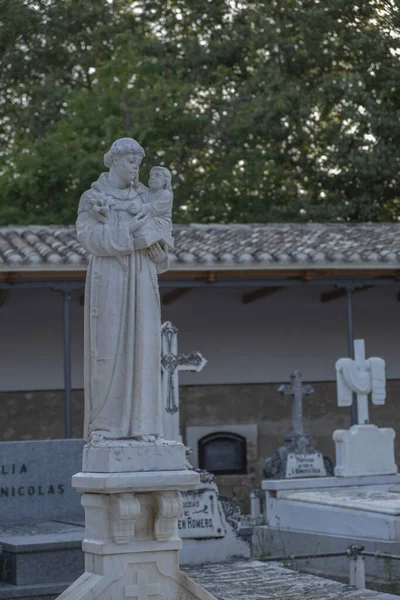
{"left": 134, "top": 493, "right": 155, "bottom": 541}
{"left": 125, "top": 566, "right": 161, "bottom": 600}
{"left": 154, "top": 491, "right": 183, "bottom": 541}
{"left": 111, "top": 493, "right": 141, "bottom": 544}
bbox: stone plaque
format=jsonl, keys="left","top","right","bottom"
{"left": 178, "top": 486, "right": 225, "bottom": 539}
{"left": 0, "top": 439, "right": 84, "bottom": 522}
{"left": 285, "top": 452, "right": 327, "bottom": 479}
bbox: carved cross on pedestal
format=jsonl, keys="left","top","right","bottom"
{"left": 336, "top": 339, "right": 386, "bottom": 425}
{"left": 125, "top": 570, "right": 160, "bottom": 600}
{"left": 278, "top": 371, "right": 314, "bottom": 436}
{"left": 161, "top": 321, "right": 207, "bottom": 442}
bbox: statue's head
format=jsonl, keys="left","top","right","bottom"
{"left": 104, "top": 138, "right": 145, "bottom": 187}
{"left": 148, "top": 166, "right": 172, "bottom": 193}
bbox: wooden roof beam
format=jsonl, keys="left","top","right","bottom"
{"left": 162, "top": 287, "right": 193, "bottom": 306}
{"left": 242, "top": 286, "right": 283, "bottom": 305}
{"left": 320, "top": 285, "right": 374, "bottom": 303}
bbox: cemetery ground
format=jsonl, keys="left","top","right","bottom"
{"left": 185, "top": 560, "right": 399, "bottom": 599}
{"left": 1, "top": 561, "right": 399, "bottom": 600}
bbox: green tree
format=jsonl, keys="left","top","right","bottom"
{"left": 1, "top": 0, "right": 400, "bottom": 225}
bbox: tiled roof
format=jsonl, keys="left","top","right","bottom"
{"left": 0, "top": 223, "right": 399, "bottom": 271}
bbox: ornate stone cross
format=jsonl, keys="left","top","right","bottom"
{"left": 125, "top": 570, "right": 160, "bottom": 600}
{"left": 161, "top": 321, "right": 207, "bottom": 442}
{"left": 278, "top": 371, "right": 314, "bottom": 436}
{"left": 336, "top": 339, "right": 386, "bottom": 425}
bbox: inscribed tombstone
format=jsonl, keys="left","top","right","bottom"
{"left": 178, "top": 485, "right": 225, "bottom": 539}
{"left": 263, "top": 372, "right": 332, "bottom": 479}
{"left": 0, "top": 439, "right": 84, "bottom": 522}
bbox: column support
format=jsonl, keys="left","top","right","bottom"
{"left": 62, "top": 290, "right": 72, "bottom": 439}
{"left": 346, "top": 288, "right": 358, "bottom": 426}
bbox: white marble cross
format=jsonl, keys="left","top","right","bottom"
{"left": 161, "top": 321, "right": 207, "bottom": 442}
{"left": 125, "top": 570, "right": 160, "bottom": 600}
{"left": 336, "top": 339, "right": 386, "bottom": 425}
{"left": 278, "top": 371, "right": 314, "bottom": 436}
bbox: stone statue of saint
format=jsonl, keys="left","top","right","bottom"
{"left": 77, "top": 138, "right": 174, "bottom": 443}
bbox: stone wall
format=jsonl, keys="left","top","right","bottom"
{"left": 0, "top": 389, "right": 85, "bottom": 441}
{"left": 1, "top": 382, "right": 399, "bottom": 511}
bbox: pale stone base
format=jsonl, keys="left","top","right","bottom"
{"left": 83, "top": 439, "right": 186, "bottom": 472}
{"left": 58, "top": 551, "right": 215, "bottom": 600}
{"left": 333, "top": 425, "right": 397, "bottom": 477}
{"left": 57, "top": 469, "right": 217, "bottom": 600}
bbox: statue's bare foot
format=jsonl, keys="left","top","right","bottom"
{"left": 90, "top": 432, "right": 106, "bottom": 445}
{"left": 134, "top": 435, "right": 156, "bottom": 442}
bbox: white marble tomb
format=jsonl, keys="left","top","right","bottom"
{"left": 334, "top": 339, "right": 397, "bottom": 477}
{"left": 254, "top": 341, "right": 400, "bottom": 584}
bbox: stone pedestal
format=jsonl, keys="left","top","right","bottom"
{"left": 333, "top": 425, "right": 397, "bottom": 477}
{"left": 57, "top": 443, "right": 217, "bottom": 600}
{"left": 83, "top": 439, "right": 185, "bottom": 473}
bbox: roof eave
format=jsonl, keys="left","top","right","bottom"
{"left": 0, "top": 260, "right": 399, "bottom": 273}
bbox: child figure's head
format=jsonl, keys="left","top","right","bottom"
{"left": 148, "top": 166, "right": 172, "bottom": 192}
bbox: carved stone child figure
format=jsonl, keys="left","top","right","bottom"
{"left": 129, "top": 166, "right": 174, "bottom": 250}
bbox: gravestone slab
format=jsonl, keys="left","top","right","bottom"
{"left": 179, "top": 473, "right": 250, "bottom": 565}
{"left": 263, "top": 372, "right": 333, "bottom": 479}
{"left": 0, "top": 440, "right": 84, "bottom": 522}
{"left": 0, "top": 440, "right": 85, "bottom": 589}
{"left": 279, "top": 486, "right": 400, "bottom": 516}
{"left": 178, "top": 483, "right": 225, "bottom": 539}
{"left": 264, "top": 432, "right": 331, "bottom": 479}
{"left": 263, "top": 479, "right": 400, "bottom": 547}
{"left": 258, "top": 475, "right": 400, "bottom": 584}
{"left": 0, "top": 521, "right": 84, "bottom": 585}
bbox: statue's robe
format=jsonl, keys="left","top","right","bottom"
{"left": 77, "top": 173, "right": 171, "bottom": 440}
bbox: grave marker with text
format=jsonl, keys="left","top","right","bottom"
{"left": 178, "top": 488, "right": 225, "bottom": 539}
{"left": 263, "top": 371, "right": 333, "bottom": 479}
{"left": 0, "top": 439, "right": 84, "bottom": 522}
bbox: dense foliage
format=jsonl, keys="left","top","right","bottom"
{"left": 1, "top": 0, "right": 400, "bottom": 225}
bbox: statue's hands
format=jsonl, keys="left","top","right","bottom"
{"left": 147, "top": 242, "right": 166, "bottom": 264}
{"left": 136, "top": 203, "right": 153, "bottom": 218}
{"left": 89, "top": 193, "right": 112, "bottom": 222}
{"left": 127, "top": 199, "right": 142, "bottom": 215}
{"left": 129, "top": 212, "right": 148, "bottom": 233}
